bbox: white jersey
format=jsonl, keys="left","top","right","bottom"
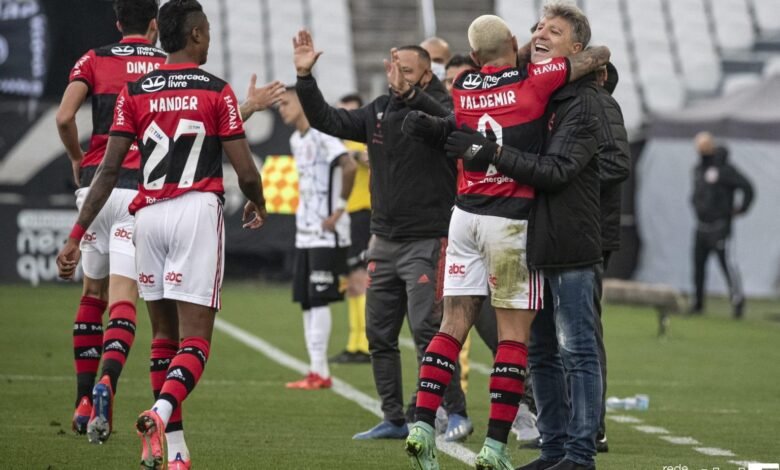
{"left": 290, "top": 127, "right": 351, "bottom": 249}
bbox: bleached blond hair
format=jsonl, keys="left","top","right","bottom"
{"left": 467, "top": 15, "right": 513, "bottom": 63}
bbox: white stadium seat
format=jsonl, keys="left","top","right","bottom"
{"left": 710, "top": 0, "right": 755, "bottom": 51}
{"left": 722, "top": 73, "right": 761, "bottom": 94}
{"left": 752, "top": 0, "right": 780, "bottom": 35}
{"left": 764, "top": 55, "right": 780, "bottom": 77}
{"left": 496, "top": 0, "right": 538, "bottom": 42}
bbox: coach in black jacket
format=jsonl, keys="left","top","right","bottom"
{"left": 691, "top": 134, "right": 754, "bottom": 318}
{"left": 291, "top": 30, "right": 469, "bottom": 441}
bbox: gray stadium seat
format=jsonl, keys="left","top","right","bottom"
{"left": 763, "top": 55, "right": 780, "bottom": 77}
{"left": 721, "top": 73, "right": 762, "bottom": 94}
{"left": 496, "top": 0, "right": 538, "bottom": 42}
{"left": 752, "top": 0, "right": 780, "bottom": 35}
{"left": 309, "top": 0, "right": 357, "bottom": 100}
{"left": 668, "top": 0, "right": 721, "bottom": 92}
{"left": 710, "top": 0, "right": 755, "bottom": 51}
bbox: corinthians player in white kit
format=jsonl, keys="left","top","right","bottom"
{"left": 278, "top": 86, "right": 357, "bottom": 390}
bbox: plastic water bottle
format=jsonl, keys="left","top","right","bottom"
{"left": 606, "top": 394, "right": 649, "bottom": 411}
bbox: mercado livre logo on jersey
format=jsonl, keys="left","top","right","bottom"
{"left": 142, "top": 75, "right": 166, "bottom": 93}
{"left": 111, "top": 45, "right": 134, "bottom": 56}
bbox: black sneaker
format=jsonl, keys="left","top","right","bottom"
{"left": 330, "top": 350, "right": 353, "bottom": 363}
{"left": 330, "top": 351, "right": 371, "bottom": 363}
{"left": 733, "top": 298, "right": 745, "bottom": 319}
{"left": 596, "top": 433, "right": 608, "bottom": 453}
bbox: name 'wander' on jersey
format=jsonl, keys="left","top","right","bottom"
{"left": 69, "top": 38, "right": 166, "bottom": 188}
{"left": 451, "top": 56, "right": 569, "bottom": 219}
{"left": 109, "top": 63, "right": 246, "bottom": 214}
{"left": 290, "top": 128, "right": 350, "bottom": 249}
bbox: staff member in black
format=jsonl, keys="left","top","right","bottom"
{"left": 690, "top": 132, "right": 754, "bottom": 318}
{"left": 291, "top": 30, "right": 470, "bottom": 440}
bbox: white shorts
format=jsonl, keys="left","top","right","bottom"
{"left": 75, "top": 187, "right": 136, "bottom": 280}
{"left": 443, "top": 206, "right": 543, "bottom": 310}
{"left": 134, "top": 191, "right": 225, "bottom": 309}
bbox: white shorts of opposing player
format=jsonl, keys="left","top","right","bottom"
{"left": 75, "top": 187, "right": 136, "bottom": 280}
{"left": 134, "top": 191, "right": 225, "bottom": 310}
{"left": 443, "top": 207, "right": 543, "bottom": 310}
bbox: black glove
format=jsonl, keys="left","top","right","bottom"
{"left": 444, "top": 125, "right": 499, "bottom": 162}
{"left": 402, "top": 111, "right": 453, "bottom": 148}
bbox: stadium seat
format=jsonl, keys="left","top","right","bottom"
{"left": 763, "top": 55, "right": 780, "bottom": 77}
{"left": 496, "top": 0, "right": 538, "bottom": 42}
{"left": 309, "top": 0, "right": 357, "bottom": 100}
{"left": 721, "top": 73, "right": 762, "bottom": 94}
{"left": 668, "top": 0, "right": 721, "bottom": 92}
{"left": 224, "top": 0, "right": 268, "bottom": 98}
{"left": 710, "top": 0, "right": 755, "bottom": 51}
{"left": 752, "top": 0, "right": 780, "bottom": 35}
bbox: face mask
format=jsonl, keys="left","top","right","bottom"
{"left": 431, "top": 62, "right": 446, "bottom": 81}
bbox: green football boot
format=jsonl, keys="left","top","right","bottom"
{"left": 405, "top": 422, "right": 439, "bottom": 470}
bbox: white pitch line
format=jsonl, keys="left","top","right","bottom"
{"left": 399, "top": 337, "right": 493, "bottom": 376}
{"left": 659, "top": 436, "right": 701, "bottom": 445}
{"left": 607, "top": 414, "right": 643, "bottom": 424}
{"left": 214, "top": 318, "right": 476, "bottom": 467}
{"left": 694, "top": 447, "right": 736, "bottom": 457}
{"left": 633, "top": 425, "right": 670, "bottom": 434}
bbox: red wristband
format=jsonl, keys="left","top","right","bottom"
{"left": 69, "top": 223, "right": 87, "bottom": 240}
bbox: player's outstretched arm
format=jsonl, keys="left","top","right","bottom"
{"left": 293, "top": 30, "right": 323, "bottom": 77}
{"left": 56, "top": 81, "right": 89, "bottom": 187}
{"left": 223, "top": 138, "right": 267, "bottom": 229}
{"left": 240, "top": 75, "right": 285, "bottom": 121}
{"left": 568, "top": 45, "right": 611, "bottom": 82}
{"left": 57, "top": 135, "right": 132, "bottom": 279}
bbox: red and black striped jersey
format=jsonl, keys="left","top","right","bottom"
{"left": 451, "top": 56, "right": 570, "bottom": 219}
{"left": 69, "top": 38, "right": 166, "bottom": 188}
{"left": 109, "top": 63, "right": 245, "bottom": 214}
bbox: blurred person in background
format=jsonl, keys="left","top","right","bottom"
{"left": 56, "top": 0, "right": 165, "bottom": 444}
{"left": 420, "top": 36, "right": 452, "bottom": 81}
{"left": 690, "top": 132, "right": 754, "bottom": 318}
{"left": 293, "top": 30, "right": 470, "bottom": 441}
{"left": 278, "top": 86, "right": 356, "bottom": 389}
{"left": 442, "top": 54, "right": 477, "bottom": 94}
{"left": 330, "top": 92, "right": 372, "bottom": 365}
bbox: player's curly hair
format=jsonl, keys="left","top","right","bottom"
{"left": 114, "top": 0, "right": 158, "bottom": 35}
{"left": 158, "top": 0, "right": 204, "bottom": 54}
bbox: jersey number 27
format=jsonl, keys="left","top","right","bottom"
{"left": 141, "top": 119, "right": 205, "bottom": 190}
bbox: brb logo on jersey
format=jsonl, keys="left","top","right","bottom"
{"left": 111, "top": 45, "right": 135, "bottom": 56}
{"left": 142, "top": 75, "right": 166, "bottom": 93}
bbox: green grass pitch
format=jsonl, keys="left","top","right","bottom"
{"left": 0, "top": 283, "right": 778, "bottom": 469}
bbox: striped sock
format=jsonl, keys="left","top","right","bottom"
{"left": 415, "top": 333, "right": 461, "bottom": 427}
{"left": 487, "top": 341, "right": 528, "bottom": 444}
{"left": 156, "top": 337, "right": 210, "bottom": 427}
{"left": 72, "top": 296, "right": 106, "bottom": 404}
{"left": 100, "top": 301, "right": 136, "bottom": 391}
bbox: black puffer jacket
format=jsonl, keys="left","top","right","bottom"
{"left": 296, "top": 74, "right": 457, "bottom": 240}
{"left": 597, "top": 63, "right": 630, "bottom": 252}
{"left": 692, "top": 146, "right": 754, "bottom": 236}
{"left": 493, "top": 76, "right": 602, "bottom": 270}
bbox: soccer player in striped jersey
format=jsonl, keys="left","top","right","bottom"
{"left": 57, "top": 1, "right": 267, "bottom": 468}
{"left": 56, "top": 0, "right": 165, "bottom": 443}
